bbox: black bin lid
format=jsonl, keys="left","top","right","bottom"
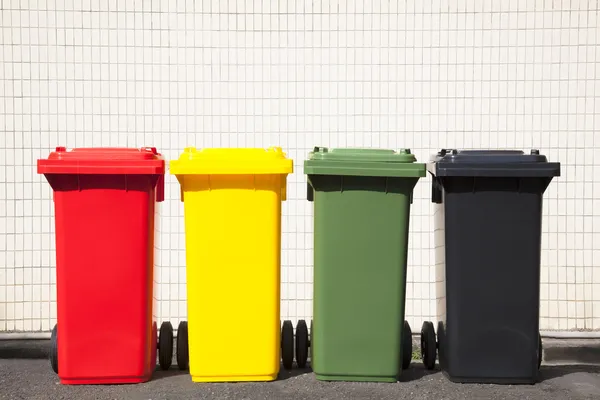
{"left": 428, "top": 149, "right": 561, "bottom": 178}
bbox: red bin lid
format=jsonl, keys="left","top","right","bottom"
{"left": 37, "top": 147, "right": 165, "bottom": 175}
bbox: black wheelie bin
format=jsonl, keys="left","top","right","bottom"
{"left": 420, "top": 149, "right": 560, "bottom": 384}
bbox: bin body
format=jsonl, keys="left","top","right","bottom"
{"left": 429, "top": 149, "right": 560, "bottom": 384}
{"left": 37, "top": 147, "right": 165, "bottom": 385}
{"left": 170, "top": 147, "right": 292, "bottom": 383}
{"left": 305, "top": 147, "right": 425, "bottom": 382}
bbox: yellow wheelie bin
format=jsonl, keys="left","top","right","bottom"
{"left": 170, "top": 147, "right": 293, "bottom": 383}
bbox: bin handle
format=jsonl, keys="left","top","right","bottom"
{"left": 141, "top": 147, "right": 158, "bottom": 155}
{"left": 281, "top": 175, "right": 287, "bottom": 201}
{"left": 432, "top": 177, "right": 443, "bottom": 204}
{"left": 156, "top": 174, "right": 165, "bottom": 202}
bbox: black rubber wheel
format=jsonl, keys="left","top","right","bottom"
{"left": 538, "top": 334, "right": 543, "bottom": 369}
{"left": 295, "top": 320, "right": 309, "bottom": 368}
{"left": 50, "top": 324, "right": 58, "bottom": 374}
{"left": 310, "top": 320, "right": 313, "bottom": 363}
{"left": 421, "top": 321, "right": 437, "bottom": 370}
{"left": 402, "top": 320, "right": 412, "bottom": 370}
{"left": 176, "top": 321, "right": 189, "bottom": 371}
{"left": 158, "top": 321, "right": 174, "bottom": 370}
{"left": 281, "top": 320, "right": 294, "bottom": 370}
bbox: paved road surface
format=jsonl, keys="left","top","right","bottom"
{"left": 2, "top": 359, "right": 600, "bottom": 400}
{"left": 1, "top": 341, "right": 600, "bottom": 399}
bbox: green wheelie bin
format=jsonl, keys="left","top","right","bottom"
{"left": 305, "top": 147, "right": 426, "bottom": 382}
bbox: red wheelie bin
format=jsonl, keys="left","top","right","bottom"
{"left": 38, "top": 147, "right": 176, "bottom": 385}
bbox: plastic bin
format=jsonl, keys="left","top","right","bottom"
{"left": 37, "top": 147, "right": 173, "bottom": 385}
{"left": 305, "top": 147, "right": 426, "bottom": 382}
{"left": 420, "top": 149, "right": 560, "bottom": 384}
{"left": 170, "top": 147, "right": 293, "bottom": 383}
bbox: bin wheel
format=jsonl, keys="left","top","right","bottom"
{"left": 402, "top": 320, "right": 413, "bottom": 370}
{"left": 50, "top": 324, "right": 58, "bottom": 374}
{"left": 158, "top": 321, "right": 174, "bottom": 370}
{"left": 296, "top": 319, "right": 309, "bottom": 368}
{"left": 281, "top": 320, "right": 294, "bottom": 370}
{"left": 176, "top": 321, "right": 189, "bottom": 371}
{"left": 538, "top": 334, "right": 543, "bottom": 369}
{"left": 310, "top": 320, "right": 313, "bottom": 363}
{"left": 421, "top": 321, "right": 437, "bottom": 370}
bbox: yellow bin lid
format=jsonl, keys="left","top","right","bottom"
{"left": 170, "top": 147, "right": 293, "bottom": 175}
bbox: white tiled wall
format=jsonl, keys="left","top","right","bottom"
{"left": 1, "top": 1, "right": 599, "bottom": 334}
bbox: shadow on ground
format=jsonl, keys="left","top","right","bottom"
{"left": 399, "top": 362, "right": 600, "bottom": 384}
{"left": 151, "top": 364, "right": 312, "bottom": 382}
{"left": 540, "top": 365, "right": 600, "bottom": 382}
{"left": 3, "top": 340, "right": 600, "bottom": 386}
{"left": 151, "top": 368, "right": 192, "bottom": 381}
{"left": 398, "top": 364, "right": 439, "bottom": 382}
{"left": 0, "top": 340, "right": 49, "bottom": 359}
{"left": 544, "top": 341, "right": 600, "bottom": 365}
{"left": 278, "top": 365, "right": 312, "bottom": 380}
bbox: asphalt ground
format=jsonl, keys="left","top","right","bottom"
{"left": 1, "top": 340, "right": 600, "bottom": 400}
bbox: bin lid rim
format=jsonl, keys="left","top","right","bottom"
{"left": 169, "top": 147, "right": 293, "bottom": 175}
{"left": 37, "top": 147, "right": 165, "bottom": 175}
{"left": 431, "top": 149, "right": 550, "bottom": 163}
{"left": 43, "top": 146, "right": 163, "bottom": 161}
{"left": 174, "top": 146, "right": 289, "bottom": 161}
{"left": 307, "top": 146, "right": 417, "bottom": 163}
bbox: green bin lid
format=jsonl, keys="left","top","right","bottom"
{"left": 304, "top": 147, "right": 426, "bottom": 178}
